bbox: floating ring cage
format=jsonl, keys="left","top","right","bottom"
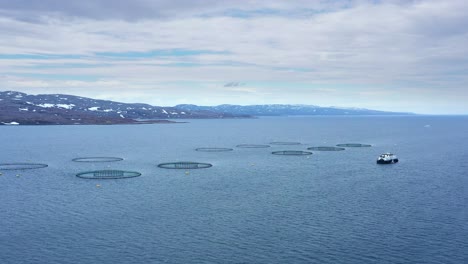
{"left": 336, "top": 143, "right": 372, "bottom": 147}
{"left": 0, "top": 163, "right": 48, "bottom": 170}
{"left": 236, "top": 144, "right": 271, "bottom": 148}
{"left": 307, "top": 146, "right": 346, "bottom": 151}
{"left": 195, "top": 148, "right": 233, "bottom": 152}
{"left": 270, "top": 142, "right": 302, "bottom": 145}
{"left": 158, "top": 162, "right": 213, "bottom": 169}
{"left": 272, "top": 151, "right": 313, "bottom": 156}
{"left": 76, "top": 170, "right": 141, "bottom": 179}
{"left": 72, "top": 157, "right": 124, "bottom": 162}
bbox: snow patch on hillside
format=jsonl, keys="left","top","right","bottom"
{"left": 36, "top": 103, "right": 75, "bottom": 109}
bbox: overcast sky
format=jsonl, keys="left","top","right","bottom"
{"left": 0, "top": 0, "right": 467, "bottom": 114}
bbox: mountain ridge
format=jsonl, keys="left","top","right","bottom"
{"left": 0, "top": 90, "right": 249, "bottom": 125}
{"left": 175, "top": 104, "right": 413, "bottom": 116}
{"left": 1, "top": 90, "right": 413, "bottom": 125}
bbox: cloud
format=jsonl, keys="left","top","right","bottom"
{"left": 0, "top": 0, "right": 467, "bottom": 113}
{"left": 224, "top": 82, "right": 245, "bottom": 87}
{"left": 0, "top": 0, "right": 359, "bottom": 20}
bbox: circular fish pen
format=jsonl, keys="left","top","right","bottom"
{"left": 0, "top": 163, "right": 48, "bottom": 171}
{"left": 307, "top": 146, "right": 346, "bottom": 151}
{"left": 272, "top": 151, "right": 313, "bottom": 156}
{"left": 195, "top": 148, "right": 233, "bottom": 152}
{"left": 158, "top": 162, "right": 213, "bottom": 169}
{"left": 76, "top": 170, "right": 141, "bottom": 179}
{"left": 72, "top": 157, "right": 124, "bottom": 162}
{"left": 236, "top": 144, "right": 271, "bottom": 148}
{"left": 270, "top": 142, "right": 302, "bottom": 146}
{"left": 336, "top": 143, "right": 372, "bottom": 147}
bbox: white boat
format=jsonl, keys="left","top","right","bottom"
{"left": 377, "top": 153, "right": 398, "bottom": 164}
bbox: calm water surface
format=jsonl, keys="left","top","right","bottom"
{"left": 1, "top": 116, "right": 467, "bottom": 263}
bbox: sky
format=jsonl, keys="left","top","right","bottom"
{"left": 0, "top": 0, "right": 467, "bottom": 114}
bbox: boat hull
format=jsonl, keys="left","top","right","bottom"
{"left": 377, "top": 159, "right": 398, "bottom": 164}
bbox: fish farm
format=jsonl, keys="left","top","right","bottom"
{"left": 0, "top": 141, "right": 378, "bottom": 178}
{"left": 307, "top": 146, "right": 346, "bottom": 151}
{"left": 272, "top": 150, "right": 313, "bottom": 156}
{"left": 0, "top": 163, "right": 49, "bottom": 170}
{"left": 336, "top": 143, "right": 372, "bottom": 147}
{"left": 195, "top": 147, "right": 234, "bottom": 152}
{"left": 76, "top": 170, "right": 142, "bottom": 179}
{"left": 158, "top": 162, "right": 213, "bottom": 169}
{"left": 236, "top": 144, "right": 271, "bottom": 148}
{"left": 269, "top": 142, "right": 302, "bottom": 145}
{"left": 72, "top": 157, "right": 124, "bottom": 162}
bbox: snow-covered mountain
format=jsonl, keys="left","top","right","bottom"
{"left": 0, "top": 91, "right": 248, "bottom": 125}
{"left": 175, "top": 104, "right": 413, "bottom": 116}
{"left": 0, "top": 90, "right": 412, "bottom": 125}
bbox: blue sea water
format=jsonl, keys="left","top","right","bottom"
{"left": 0, "top": 116, "right": 467, "bottom": 264}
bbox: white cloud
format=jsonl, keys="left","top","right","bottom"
{"left": 0, "top": 0, "right": 467, "bottom": 113}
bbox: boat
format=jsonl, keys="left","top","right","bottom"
{"left": 376, "top": 153, "right": 398, "bottom": 164}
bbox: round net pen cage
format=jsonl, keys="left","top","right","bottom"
{"left": 236, "top": 144, "right": 271, "bottom": 148}
{"left": 72, "top": 157, "right": 124, "bottom": 162}
{"left": 270, "top": 142, "right": 302, "bottom": 146}
{"left": 336, "top": 143, "right": 372, "bottom": 148}
{"left": 195, "top": 148, "right": 233, "bottom": 152}
{"left": 0, "top": 163, "right": 48, "bottom": 171}
{"left": 158, "top": 162, "right": 213, "bottom": 169}
{"left": 307, "top": 146, "right": 346, "bottom": 151}
{"left": 272, "top": 151, "right": 313, "bottom": 156}
{"left": 76, "top": 170, "right": 141, "bottom": 179}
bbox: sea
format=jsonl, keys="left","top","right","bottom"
{"left": 0, "top": 116, "right": 467, "bottom": 264}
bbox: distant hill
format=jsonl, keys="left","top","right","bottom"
{"left": 175, "top": 104, "right": 413, "bottom": 116}
{"left": 0, "top": 90, "right": 412, "bottom": 125}
{"left": 0, "top": 91, "right": 249, "bottom": 125}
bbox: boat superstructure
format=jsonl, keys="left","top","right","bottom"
{"left": 377, "top": 153, "right": 399, "bottom": 164}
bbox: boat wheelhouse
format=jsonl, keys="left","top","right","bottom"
{"left": 377, "top": 153, "right": 399, "bottom": 164}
